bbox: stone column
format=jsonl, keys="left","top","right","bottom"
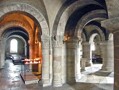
{"left": 99, "top": 41, "right": 114, "bottom": 72}
{"left": 106, "top": 40, "right": 114, "bottom": 71}
{"left": 53, "top": 39, "right": 63, "bottom": 87}
{"left": 80, "top": 58, "right": 86, "bottom": 71}
{"left": 66, "top": 38, "right": 81, "bottom": 83}
{"left": 41, "top": 38, "right": 50, "bottom": 87}
{"left": 114, "top": 32, "right": 119, "bottom": 90}
{"left": 82, "top": 42, "right": 91, "bottom": 68}
{"left": 62, "top": 42, "right": 66, "bottom": 84}
{"left": 99, "top": 41, "right": 107, "bottom": 70}
{"left": 101, "top": 17, "right": 119, "bottom": 90}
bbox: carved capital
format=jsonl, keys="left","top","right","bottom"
{"left": 66, "top": 37, "right": 80, "bottom": 48}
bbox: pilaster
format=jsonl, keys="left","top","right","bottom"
{"left": 99, "top": 41, "right": 114, "bottom": 71}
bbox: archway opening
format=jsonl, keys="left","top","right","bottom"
{"left": 10, "top": 39, "right": 18, "bottom": 53}
{"left": 89, "top": 33, "right": 102, "bottom": 65}
{"left": 0, "top": 11, "right": 43, "bottom": 83}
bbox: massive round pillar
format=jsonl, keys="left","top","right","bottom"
{"left": 41, "top": 38, "right": 50, "bottom": 87}
{"left": 100, "top": 41, "right": 114, "bottom": 72}
{"left": 66, "top": 38, "right": 81, "bottom": 83}
{"left": 53, "top": 39, "right": 63, "bottom": 87}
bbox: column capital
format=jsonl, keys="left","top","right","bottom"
{"left": 66, "top": 41, "right": 79, "bottom": 48}
{"left": 66, "top": 37, "right": 80, "bottom": 48}
{"left": 101, "top": 17, "right": 119, "bottom": 32}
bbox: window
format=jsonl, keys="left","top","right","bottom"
{"left": 10, "top": 39, "right": 18, "bottom": 53}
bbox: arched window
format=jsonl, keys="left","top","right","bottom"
{"left": 10, "top": 39, "right": 18, "bottom": 53}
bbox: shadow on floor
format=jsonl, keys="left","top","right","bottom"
{"left": 68, "top": 82, "right": 113, "bottom": 90}
{"left": 88, "top": 70, "right": 112, "bottom": 77}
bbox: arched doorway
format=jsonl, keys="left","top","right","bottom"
{"left": 0, "top": 11, "right": 43, "bottom": 83}
{"left": 89, "top": 33, "right": 102, "bottom": 64}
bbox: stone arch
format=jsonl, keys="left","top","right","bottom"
{"left": 89, "top": 33, "right": 98, "bottom": 43}
{"left": 0, "top": 21, "right": 32, "bottom": 62}
{"left": 0, "top": 4, "right": 50, "bottom": 86}
{"left": 2, "top": 28, "right": 28, "bottom": 39}
{"left": 108, "top": 33, "right": 113, "bottom": 41}
{"left": 86, "top": 25, "right": 106, "bottom": 41}
{"left": 0, "top": 21, "right": 31, "bottom": 38}
{"left": 77, "top": 10, "right": 107, "bottom": 70}
{"left": 0, "top": 3, "right": 49, "bottom": 37}
{"left": 74, "top": 10, "right": 107, "bottom": 37}
{"left": 52, "top": 0, "right": 102, "bottom": 37}
{"left": 89, "top": 33, "right": 102, "bottom": 64}
{"left": 52, "top": 1, "right": 107, "bottom": 86}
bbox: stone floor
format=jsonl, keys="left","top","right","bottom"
{"left": 78, "top": 64, "right": 114, "bottom": 84}
{"left": 0, "top": 60, "right": 113, "bottom": 90}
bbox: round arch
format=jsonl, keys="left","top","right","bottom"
{"left": 52, "top": 0, "right": 102, "bottom": 37}
{"left": 0, "top": 3, "right": 49, "bottom": 37}
{"left": 86, "top": 24, "right": 106, "bottom": 41}
{"left": 89, "top": 33, "right": 99, "bottom": 43}
{"left": 74, "top": 10, "right": 107, "bottom": 37}
{"left": 0, "top": 21, "right": 31, "bottom": 38}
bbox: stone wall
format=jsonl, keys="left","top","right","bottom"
{"left": 105, "top": 0, "right": 119, "bottom": 18}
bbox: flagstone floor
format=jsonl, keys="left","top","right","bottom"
{"left": 0, "top": 60, "right": 113, "bottom": 90}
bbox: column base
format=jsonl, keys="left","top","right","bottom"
{"left": 53, "top": 81, "right": 62, "bottom": 87}
{"left": 62, "top": 76, "right": 66, "bottom": 84}
{"left": 67, "top": 77, "right": 76, "bottom": 84}
{"left": 75, "top": 74, "right": 82, "bottom": 82}
{"left": 42, "top": 79, "right": 51, "bottom": 87}
{"left": 101, "top": 66, "right": 114, "bottom": 72}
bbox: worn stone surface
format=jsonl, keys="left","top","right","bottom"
{"left": 0, "top": 60, "right": 113, "bottom": 90}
